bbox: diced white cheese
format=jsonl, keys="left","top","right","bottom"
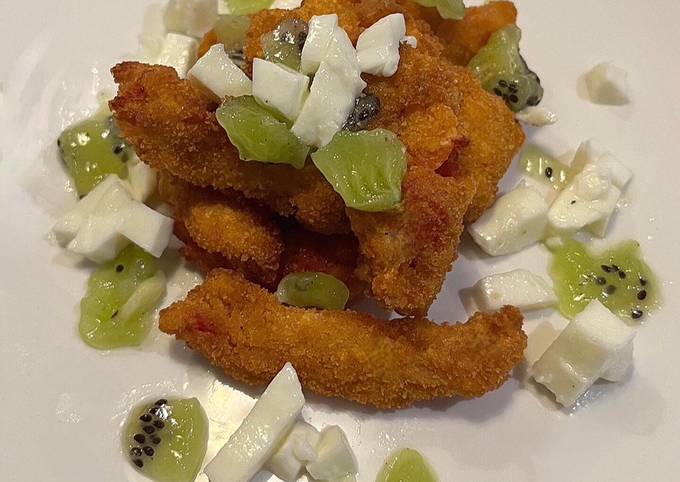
{"left": 164, "top": 0, "right": 217, "bottom": 38}
{"left": 126, "top": 155, "right": 157, "bottom": 202}
{"left": 52, "top": 175, "right": 122, "bottom": 244}
{"left": 400, "top": 35, "right": 418, "bottom": 48}
{"left": 585, "top": 62, "right": 630, "bottom": 105}
{"left": 117, "top": 271, "right": 167, "bottom": 322}
{"left": 306, "top": 426, "right": 358, "bottom": 482}
{"left": 468, "top": 186, "right": 549, "bottom": 256}
{"left": 118, "top": 202, "right": 173, "bottom": 258}
{"left": 66, "top": 182, "right": 134, "bottom": 263}
{"left": 188, "top": 44, "right": 252, "bottom": 99}
{"left": 266, "top": 421, "right": 320, "bottom": 482}
{"left": 204, "top": 363, "right": 305, "bottom": 482}
{"left": 217, "top": 0, "right": 231, "bottom": 15}
{"left": 515, "top": 106, "right": 557, "bottom": 126}
{"left": 572, "top": 140, "right": 632, "bottom": 190}
{"left": 301, "top": 15, "right": 338, "bottom": 75}
{"left": 138, "top": 4, "right": 167, "bottom": 62}
{"left": 548, "top": 163, "right": 621, "bottom": 235}
{"left": 293, "top": 26, "right": 366, "bottom": 147}
{"left": 517, "top": 176, "right": 558, "bottom": 204}
{"left": 252, "top": 58, "right": 309, "bottom": 120}
{"left": 270, "top": 0, "right": 304, "bottom": 9}
{"left": 473, "top": 269, "right": 557, "bottom": 311}
{"left": 156, "top": 33, "right": 198, "bottom": 78}
{"left": 531, "top": 300, "right": 635, "bottom": 406}
{"left": 356, "top": 13, "right": 406, "bottom": 77}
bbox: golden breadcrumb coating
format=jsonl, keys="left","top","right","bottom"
{"left": 435, "top": 1, "right": 518, "bottom": 65}
{"left": 159, "top": 269, "right": 527, "bottom": 409}
{"left": 110, "top": 62, "right": 349, "bottom": 235}
{"left": 158, "top": 173, "right": 283, "bottom": 286}
{"left": 348, "top": 166, "right": 476, "bottom": 316}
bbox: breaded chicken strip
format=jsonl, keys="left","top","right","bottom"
{"left": 159, "top": 174, "right": 284, "bottom": 286}
{"left": 348, "top": 166, "right": 476, "bottom": 316}
{"left": 110, "top": 62, "right": 349, "bottom": 235}
{"left": 159, "top": 269, "right": 527, "bottom": 409}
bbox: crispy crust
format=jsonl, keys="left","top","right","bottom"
{"left": 159, "top": 269, "right": 527, "bottom": 409}
{"left": 110, "top": 62, "right": 349, "bottom": 235}
{"left": 158, "top": 173, "right": 284, "bottom": 286}
{"left": 348, "top": 166, "right": 476, "bottom": 315}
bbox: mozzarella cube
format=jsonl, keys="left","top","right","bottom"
{"left": 517, "top": 176, "right": 558, "bottom": 204}
{"left": 66, "top": 182, "right": 134, "bottom": 263}
{"left": 572, "top": 140, "right": 632, "bottom": 189}
{"left": 252, "top": 59, "right": 309, "bottom": 120}
{"left": 531, "top": 300, "right": 635, "bottom": 406}
{"left": 157, "top": 33, "right": 198, "bottom": 78}
{"left": 473, "top": 269, "right": 557, "bottom": 311}
{"left": 400, "top": 35, "right": 418, "bottom": 48}
{"left": 548, "top": 164, "right": 621, "bottom": 235}
{"left": 306, "top": 426, "right": 358, "bottom": 481}
{"left": 204, "top": 363, "right": 305, "bottom": 482}
{"left": 585, "top": 62, "right": 630, "bottom": 105}
{"left": 293, "top": 27, "right": 366, "bottom": 146}
{"left": 188, "top": 44, "right": 252, "bottom": 99}
{"left": 118, "top": 202, "right": 173, "bottom": 258}
{"left": 266, "top": 421, "right": 320, "bottom": 482}
{"left": 127, "top": 156, "right": 157, "bottom": 202}
{"left": 468, "top": 186, "right": 549, "bottom": 256}
{"left": 301, "top": 15, "right": 338, "bottom": 74}
{"left": 52, "top": 175, "right": 122, "bottom": 244}
{"left": 164, "top": 0, "right": 217, "bottom": 38}
{"left": 270, "top": 0, "right": 304, "bottom": 9}
{"left": 356, "top": 13, "right": 406, "bottom": 77}
{"left": 515, "top": 106, "right": 557, "bottom": 126}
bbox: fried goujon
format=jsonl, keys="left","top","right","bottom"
{"left": 110, "top": 62, "right": 349, "bottom": 235}
{"left": 158, "top": 174, "right": 284, "bottom": 286}
{"left": 348, "top": 166, "right": 476, "bottom": 316}
{"left": 159, "top": 269, "right": 527, "bottom": 409}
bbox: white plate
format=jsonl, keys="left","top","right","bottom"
{"left": 1, "top": 1, "right": 679, "bottom": 480}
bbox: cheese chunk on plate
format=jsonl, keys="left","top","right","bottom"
{"left": 188, "top": 44, "right": 252, "bottom": 99}
{"left": 473, "top": 269, "right": 557, "bottom": 311}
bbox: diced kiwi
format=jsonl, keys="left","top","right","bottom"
{"left": 123, "top": 398, "right": 209, "bottom": 482}
{"left": 550, "top": 239, "right": 660, "bottom": 321}
{"left": 468, "top": 25, "right": 543, "bottom": 112}
{"left": 58, "top": 114, "right": 130, "bottom": 196}
{"left": 413, "top": 0, "right": 465, "bottom": 20}
{"left": 79, "top": 246, "right": 163, "bottom": 349}
{"left": 214, "top": 15, "right": 250, "bottom": 52}
{"left": 261, "top": 19, "right": 308, "bottom": 71}
{"left": 520, "top": 145, "right": 572, "bottom": 190}
{"left": 216, "top": 96, "right": 309, "bottom": 169}
{"left": 226, "top": 0, "right": 273, "bottom": 16}
{"left": 376, "top": 448, "right": 438, "bottom": 482}
{"left": 276, "top": 272, "right": 350, "bottom": 310}
{"left": 311, "top": 129, "right": 407, "bottom": 212}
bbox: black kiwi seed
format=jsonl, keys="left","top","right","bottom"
{"left": 130, "top": 447, "right": 142, "bottom": 457}
{"left": 143, "top": 446, "right": 155, "bottom": 457}
{"left": 631, "top": 310, "right": 643, "bottom": 319}
{"left": 155, "top": 399, "right": 168, "bottom": 406}
{"left": 57, "top": 138, "right": 61, "bottom": 147}
{"left": 499, "top": 80, "right": 508, "bottom": 88}
{"left": 601, "top": 265, "right": 613, "bottom": 273}
{"left": 115, "top": 264, "right": 124, "bottom": 273}
{"left": 151, "top": 436, "right": 161, "bottom": 445}
{"left": 639, "top": 277, "right": 648, "bottom": 286}
{"left": 596, "top": 277, "right": 606, "bottom": 285}
{"left": 134, "top": 434, "right": 146, "bottom": 444}
{"left": 545, "top": 167, "right": 553, "bottom": 178}
{"left": 618, "top": 271, "right": 627, "bottom": 279}
{"left": 111, "top": 310, "right": 118, "bottom": 319}
{"left": 139, "top": 414, "right": 152, "bottom": 423}
{"left": 134, "top": 459, "right": 144, "bottom": 468}
{"left": 637, "top": 290, "right": 648, "bottom": 300}
{"left": 149, "top": 407, "right": 162, "bottom": 417}
{"left": 605, "top": 285, "right": 617, "bottom": 295}
{"left": 143, "top": 425, "right": 155, "bottom": 434}
{"left": 113, "top": 144, "right": 125, "bottom": 155}
{"left": 493, "top": 88, "right": 502, "bottom": 96}
{"left": 612, "top": 264, "right": 620, "bottom": 271}
{"left": 153, "top": 420, "right": 165, "bottom": 429}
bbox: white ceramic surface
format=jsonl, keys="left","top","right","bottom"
{"left": 1, "top": 1, "right": 680, "bottom": 481}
